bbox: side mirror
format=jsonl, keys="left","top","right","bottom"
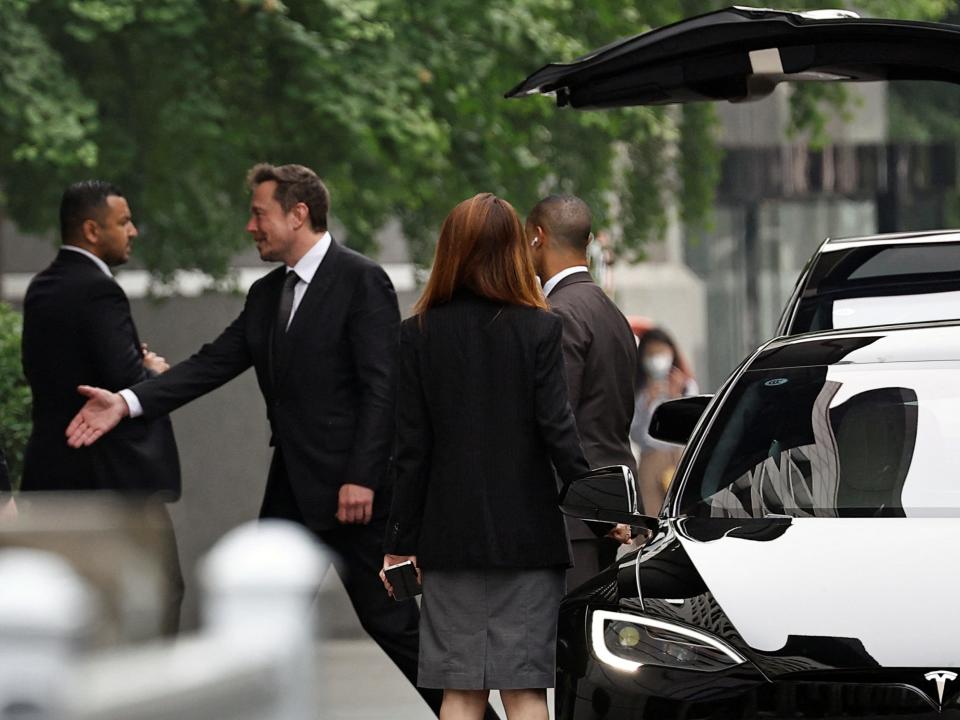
{"left": 559, "top": 465, "right": 656, "bottom": 531}
{"left": 648, "top": 395, "right": 712, "bottom": 445}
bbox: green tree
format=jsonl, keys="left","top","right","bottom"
{"left": 0, "top": 303, "right": 32, "bottom": 490}
{"left": 0, "top": 0, "right": 954, "bottom": 273}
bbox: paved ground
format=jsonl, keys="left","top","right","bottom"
{"left": 318, "top": 572, "right": 554, "bottom": 719}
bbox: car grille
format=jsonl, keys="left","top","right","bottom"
{"left": 653, "top": 681, "right": 938, "bottom": 719}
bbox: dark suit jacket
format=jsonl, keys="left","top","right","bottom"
{"left": 21, "top": 249, "right": 180, "bottom": 496}
{"left": 384, "top": 290, "right": 589, "bottom": 569}
{"left": 549, "top": 271, "right": 637, "bottom": 539}
{"left": 131, "top": 240, "right": 400, "bottom": 530}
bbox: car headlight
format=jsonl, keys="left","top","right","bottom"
{"left": 591, "top": 609, "right": 747, "bottom": 673}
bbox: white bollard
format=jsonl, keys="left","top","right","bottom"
{"left": 0, "top": 549, "right": 95, "bottom": 720}
{"left": 200, "top": 520, "right": 325, "bottom": 720}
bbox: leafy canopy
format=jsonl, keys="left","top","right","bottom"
{"left": 0, "top": 0, "right": 953, "bottom": 272}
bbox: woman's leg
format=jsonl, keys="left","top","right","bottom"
{"left": 440, "top": 689, "right": 490, "bottom": 720}
{"left": 500, "top": 689, "right": 549, "bottom": 720}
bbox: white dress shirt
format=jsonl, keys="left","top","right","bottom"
{"left": 121, "top": 232, "right": 333, "bottom": 418}
{"left": 542, "top": 265, "right": 589, "bottom": 298}
{"left": 62, "top": 245, "right": 112, "bottom": 278}
{"left": 283, "top": 231, "right": 331, "bottom": 329}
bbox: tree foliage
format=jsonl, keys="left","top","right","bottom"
{"left": 0, "top": 0, "right": 954, "bottom": 272}
{"left": 0, "top": 303, "right": 32, "bottom": 489}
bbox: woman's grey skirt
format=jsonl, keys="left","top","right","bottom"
{"left": 417, "top": 567, "right": 565, "bottom": 690}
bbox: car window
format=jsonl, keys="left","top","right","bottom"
{"left": 790, "top": 244, "right": 960, "bottom": 334}
{"left": 680, "top": 362, "right": 960, "bottom": 518}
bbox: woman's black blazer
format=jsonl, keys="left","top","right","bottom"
{"left": 384, "top": 290, "right": 589, "bottom": 569}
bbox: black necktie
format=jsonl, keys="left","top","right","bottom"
{"left": 275, "top": 271, "right": 299, "bottom": 346}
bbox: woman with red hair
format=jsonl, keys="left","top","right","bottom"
{"left": 382, "top": 193, "right": 588, "bottom": 720}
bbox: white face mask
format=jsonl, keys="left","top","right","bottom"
{"left": 643, "top": 352, "right": 674, "bottom": 381}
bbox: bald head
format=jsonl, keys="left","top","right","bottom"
{"left": 527, "top": 194, "right": 592, "bottom": 253}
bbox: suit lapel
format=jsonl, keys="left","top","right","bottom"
{"left": 273, "top": 239, "right": 342, "bottom": 385}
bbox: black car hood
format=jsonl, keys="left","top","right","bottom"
{"left": 673, "top": 516, "right": 960, "bottom": 670}
{"left": 505, "top": 6, "right": 960, "bottom": 108}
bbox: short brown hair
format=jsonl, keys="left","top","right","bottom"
{"left": 246, "top": 163, "right": 329, "bottom": 232}
{"left": 414, "top": 193, "right": 547, "bottom": 314}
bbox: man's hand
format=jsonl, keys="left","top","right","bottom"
{"left": 65, "top": 385, "right": 129, "bottom": 448}
{"left": 606, "top": 523, "right": 632, "bottom": 544}
{"left": 379, "top": 554, "right": 420, "bottom": 598}
{"left": 336, "top": 483, "right": 374, "bottom": 524}
{"left": 141, "top": 343, "right": 170, "bottom": 374}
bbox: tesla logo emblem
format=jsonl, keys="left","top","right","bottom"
{"left": 925, "top": 671, "right": 957, "bottom": 705}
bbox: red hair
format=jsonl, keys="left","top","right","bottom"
{"left": 414, "top": 193, "right": 547, "bottom": 314}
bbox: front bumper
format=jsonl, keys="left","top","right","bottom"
{"left": 557, "top": 605, "right": 955, "bottom": 720}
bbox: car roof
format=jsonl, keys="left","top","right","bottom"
{"left": 819, "top": 229, "right": 960, "bottom": 252}
{"left": 751, "top": 320, "right": 960, "bottom": 369}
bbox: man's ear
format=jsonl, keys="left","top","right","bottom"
{"left": 81, "top": 218, "right": 99, "bottom": 245}
{"left": 535, "top": 225, "right": 548, "bottom": 247}
{"left": 290, "top": 202, "right": 309, "bottom": 229}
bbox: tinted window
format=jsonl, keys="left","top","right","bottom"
{"left": 680, "top": 362, "right": 960, "bottom": 518}
{"left": 790, "top": 243, "right": 960, "bottom": 334}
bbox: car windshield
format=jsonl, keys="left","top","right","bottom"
{"left": 679, "top": 362, "right": 960, "bottom": 518}
{"left": 790, "top": 243, "right": 960, "bottom": 334}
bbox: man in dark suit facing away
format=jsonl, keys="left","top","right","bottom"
{"left": 64, "top": 163, "right": 474, "bottom": 719}
{"left": 527, "top": 194, "right": 637, "bottom": 589}
{"left": 20, "top": 180, "right": 183, "bottom": 633}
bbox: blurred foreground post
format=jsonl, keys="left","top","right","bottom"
{"left": 0, "top": 549, "right": 94, "bottom": 719}
{"left": 0, "top": 519, "right": 325, "bottom": 720}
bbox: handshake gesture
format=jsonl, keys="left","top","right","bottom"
{"left": 65, "top": 387, "right": 129, "bottom": 448}
{"left": 66, "top": 340, "right": 168, "bottom": 448}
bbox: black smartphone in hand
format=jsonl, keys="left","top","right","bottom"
{"left": 384, "top": 560, "right": 421, "bottom": 601}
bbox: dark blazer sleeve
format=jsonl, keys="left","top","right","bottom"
{"left": 384, "top": 320, "right": 430, "bottom": 555}
{"left": 535, "top": 313, "right": 590, "bottom": 484}
{"left": 84, "top": 282, "right": 151, "bottom": 390}
{"left": 132, "top": 304, "right": 253, "bottom": 419}
{"left": 343, "top": 264, "right": 401, "bottom": 491}
{"left": 551, "top": 303, "right": 589, "bottom": 412}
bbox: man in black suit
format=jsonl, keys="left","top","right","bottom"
{"left": 21, "top": 180, "right": 183, "bottom": 632}
{"left": 527, "top": 194, "right": 637, "bottom": 589}
{"left": 64, "top": 163, "right": 459, "bottom": 718}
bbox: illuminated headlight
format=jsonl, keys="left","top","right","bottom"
{"left": 591, "top": 610, "right": 747, "bottom": 673}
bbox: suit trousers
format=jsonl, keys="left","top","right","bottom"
{"left": 157, "top": 503, "right": 185, "bottom": 636}
{"left": 566, "top": 536, "right": 619, "bottom": 592}
{"left": 259, "top": 451, "right": 499, "bottom": 718}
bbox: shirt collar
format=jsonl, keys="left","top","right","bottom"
{"left": 287, "top": 231, "right": 331, "bottom": 283}
{"left": 542, "top": 265, "right": 590, "bottom": 298}
{"left": 61, "top": 245, "right": 113, "bottom": 278}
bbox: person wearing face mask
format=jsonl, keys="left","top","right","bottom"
{"left": 630, "top": 327, "right": 699, "bottom": 515}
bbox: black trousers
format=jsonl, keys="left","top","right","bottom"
{"left": 260, "top": 452, "right": 500, "bottom": 719}
{"left": 566, "top": 536, "right": 619, "bottom": 591}
{"left": 157, "top": 503, "right": 185, "bottom": 636}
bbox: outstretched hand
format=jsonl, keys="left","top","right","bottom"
{"left": 65, "top": 385, "right": 129, "bottom": 448}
